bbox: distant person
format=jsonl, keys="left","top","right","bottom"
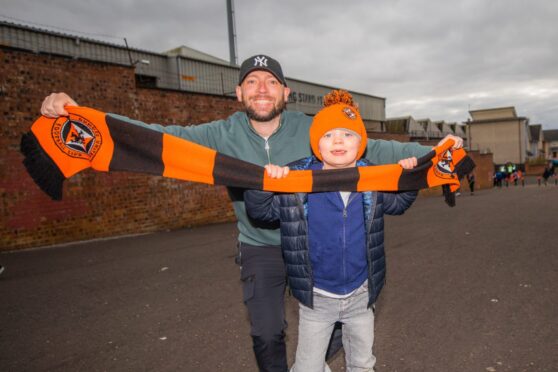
{"left": 494, "top": 171, "right": 504, "bottom": 188}
{"left": 40, "top": 56, "right": 463, "bottom": 372}
{"left": 549, "top": 161, "right": 556, "bottom": 177}
{"left": 542, "top": 162, "right": 555, "bottom": 186}
{"left": 245, "top": 90, "right": 418, "bottom": 371}
{"left": 542, "top": 168, "right": 551, "bottom": 186}
{"left": 517, "top": 169, "right": 524, "bottom": 187}
{"left": 467, "top": 172, "right": 476, "bottom": 195}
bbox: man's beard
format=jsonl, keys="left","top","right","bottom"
{"left": 244, "top": 98, "right": 286, "bottom": 122}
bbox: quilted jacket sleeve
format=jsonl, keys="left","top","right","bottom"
{"left": 382, "top": 191, "right": 418, "bottom": 216}
{"left": 244, "top": 190, "right": 281, "bottom": 223}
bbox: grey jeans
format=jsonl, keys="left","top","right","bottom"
{"left": 291, "top": 283, "right": 376, "bottom": 372}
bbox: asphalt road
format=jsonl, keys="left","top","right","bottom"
{"left": 1, "top": 182, "right": 556, "bottom": 371}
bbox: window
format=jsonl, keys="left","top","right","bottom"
{"left": 135, "top": 74, "right": 157, "bottom": 88}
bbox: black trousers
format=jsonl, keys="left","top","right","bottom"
{"left": 238, "top": 243, "right": 343, "bottom": 372}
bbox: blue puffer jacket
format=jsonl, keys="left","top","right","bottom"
{"left": 244, "top": 156, "right": 417, "bottom": 309}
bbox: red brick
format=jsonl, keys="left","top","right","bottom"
{"left": 0, "top": 48, "right": 238, "bottom": 250}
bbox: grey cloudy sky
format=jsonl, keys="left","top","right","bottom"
{"left": 3, "top": 0, "right": 558, "bottom": 129}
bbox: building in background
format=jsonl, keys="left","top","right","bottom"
{"left": 543, "top": 129, "right": 558, "bottom": 159}
{"left": 385, "top": 116, "right": 423, "bottom": 137}
{"left": 528, "top": 124, "right": 544, "bottom": 159}
{"left": 417, "top": 118, "right": 443, "bottom": 140}
{"left": 432, "top": 120, "right": 454, "bottom": 138}
{"left": 448, "top": 122, "right": 467, "bottom": 138}
{"left": 0, "top": 20, "right": 396, "bottom": 250}
{"left": 0, "top": 19, "right": 498, "bottom": 250}
{"left": 385, "top": 116, "right": 468, "bottom": 147}
{"left": 0, "top": 20, "right": 386, "bottom": 129}
{"left": 466, "top": 107, "right": 531, "bottom": 170}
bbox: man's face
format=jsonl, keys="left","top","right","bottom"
{"left": 318, "top": 128, "right": 361, "bottom": 169}
{"left": 236, "top": 71, "right": 290, "bottom": 122}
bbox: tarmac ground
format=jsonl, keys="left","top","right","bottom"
{"left": 1, "top": 181, "right": 557, "bottom": 371}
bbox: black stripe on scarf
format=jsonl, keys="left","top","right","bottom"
{"left": 311, "top": 167, "right": 360, "bottom": 192}
{"left": 106, "top": 115, "right": 165, "bottom": 175}
{"left": 213, "top": 153, "right": 264, "bottom": 189}
{"left": 397, "top": 161, "right": 431, "bottom": 190}
{"left": 20, "top": 132, "right": 65, "bottom": 200}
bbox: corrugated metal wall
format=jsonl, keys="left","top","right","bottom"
{"left": 0, "top": 20, "right": 385, "bottom": 122}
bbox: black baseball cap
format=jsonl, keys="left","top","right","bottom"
{"left": 238, "top": 55, "right": 287, "bottom": 86}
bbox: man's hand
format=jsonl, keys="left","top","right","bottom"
{"left": 437, "top": 134, "right": 464, "bottom": 149}
{"left": 264, "top": 164, "right": 290, "bottom": 179}
{"left": 398, "top": 157, "right": 417, "bottom": 169}
{"left": 41, "top": 92, "right": 78, "bottom": 118}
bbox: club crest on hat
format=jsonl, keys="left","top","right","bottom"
{"left": 342, "top": 107, "right": 357, "bottom": 120}
{"left": 52, "top": 114, "right": 102, "bottom": 160}
{"left": 434, "top": 149, "right": 455, "bottom": 179}
{"left": 253, "top": 56, "right": 268, "bottom": 67}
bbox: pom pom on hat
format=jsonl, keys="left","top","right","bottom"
{"left": 323, "top": 89, "right": 357, "bottom": 108}
{"left": 310, "top": 90, "right": 367, "bottom": 161}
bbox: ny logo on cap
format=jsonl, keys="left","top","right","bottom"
{"left": 253, "top": 56, "right": 268, "bottom": 67}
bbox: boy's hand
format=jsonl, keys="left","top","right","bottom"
{"left": 264, "top": 164, "right": 290, "bottom": 179}
{"left": 398, "top": 157, "right": 417, "bottom": 169}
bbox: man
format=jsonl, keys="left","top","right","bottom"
{"left": 41, "top": 54, "right": 463, "bottom": 372}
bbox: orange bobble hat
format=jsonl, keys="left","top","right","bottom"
{"left": 309, "top": 90, "right": 368, "bottom": 161}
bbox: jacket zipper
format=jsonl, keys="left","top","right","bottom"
{"left": 262, "top": 119, "right": 282, "bottom": 164}
{"left": 342, "top": 193, "right": 358, "bottom": 292}
{"left": 246, "top": 116, "right": 281, "bottom": 165}
{"left": 343, "top": 206, "right": 347, "bottom": 289}
{"left": 264, "top": 137, "right": 271, "bottom": 164}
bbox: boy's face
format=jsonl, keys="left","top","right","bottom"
{"left": 318, "top": 128, "right": 361, "bottom": 170}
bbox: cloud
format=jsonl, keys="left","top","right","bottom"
{"left": 2, "top": 0, "right": 557, "bottom": 129}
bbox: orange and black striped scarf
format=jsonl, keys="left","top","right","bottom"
{"left": 20, "top": 107, "right": 475, "bottom": 205}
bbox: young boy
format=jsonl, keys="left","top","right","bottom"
{"left": 244, "top": 90, "right": 418, "bottom": 371}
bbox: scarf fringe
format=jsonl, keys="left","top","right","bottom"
{"left": 442, "top": 184, "right": 456, "bottom": 207}
{"left": 20, "top": 131, "right": 65, "bottom": 200}
{"left": 454, "top": 155, "right": 476, "bottom": 179}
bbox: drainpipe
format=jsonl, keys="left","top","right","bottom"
{"left": 176, "top": 56, "right": 182, "bottom": 90}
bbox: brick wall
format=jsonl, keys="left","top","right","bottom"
{"left": 524, "top": 163, "right": 546, "bottom": 176}
{"left": 1, "top": 47, "right": 242, "bottom": 250}
{"left": 467, "top": 151, "right": 495, "bottom": 189}
{"left": 0, "top": 47, "right": 488, "bottom": 250}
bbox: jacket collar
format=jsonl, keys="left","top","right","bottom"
{"left": 242, "top": 111, "right": 284, "bottom": 139}
{"left": 291, "top": 156, "right": 375, "bottom": 220}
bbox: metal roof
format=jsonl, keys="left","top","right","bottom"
{"left": 529, "top": 124, "right": 542, "bottom": 141}
{"left": 543, "top": 129, "right": 558, "bottom": 142}
{"left": 0, "top": 19, "right": 386, "bottom": 121}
